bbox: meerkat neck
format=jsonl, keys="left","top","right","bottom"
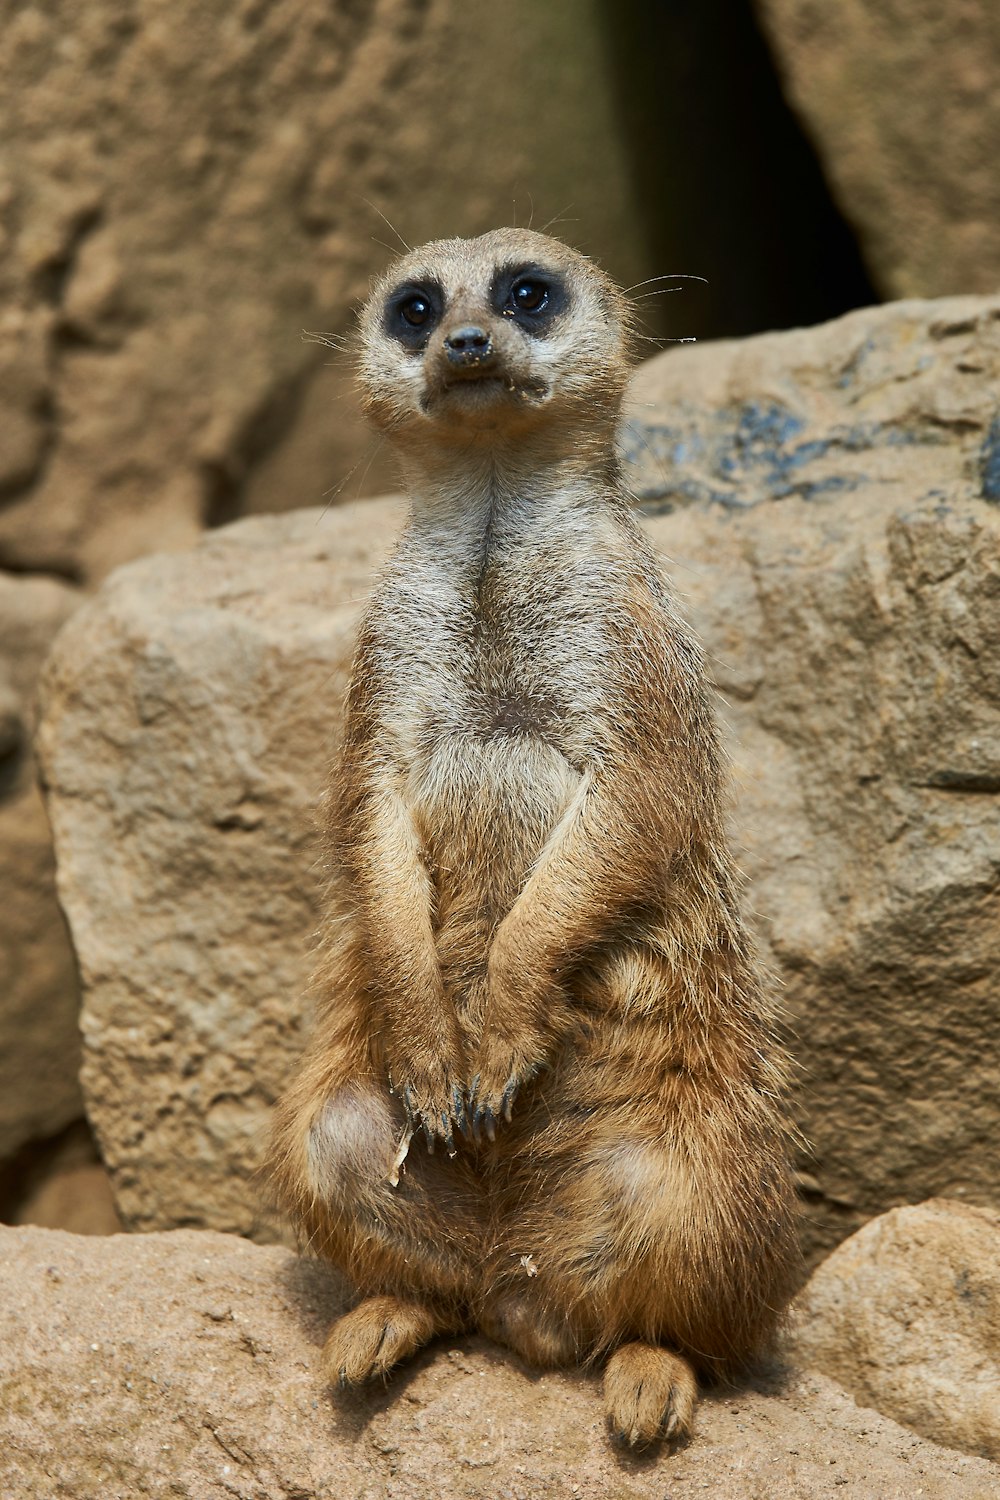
{"left": 393, "top": 425, "right": 623, "bottom": 542}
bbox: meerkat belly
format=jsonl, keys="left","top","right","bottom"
{"left": 408, "top": 723, "right": 581, "bottom": 1009}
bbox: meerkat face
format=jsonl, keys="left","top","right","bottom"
{"left": 357, "top": 228, "right": 632, "bottom": 442}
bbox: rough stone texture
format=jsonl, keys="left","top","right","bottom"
{"left": 0, "top": 0, "right": 650, "bottom": 585}
{"left": 0, "top": 572, "right": 82, "bottom": 1161}
{"left": 37, "top": 501, "right": 399, "bottom": 1240}
{"left": 755, "top": 0, "right": 1000, "bottom": 300}
{"left": 37, "top": 295, "right": 1000, "bottom": 1262}
{"left": 2, "top": 1225, "right": 997, "bottom": 1500}
{"left": 791, "top": 1200, "right": 1000, "bottom": 1464}
{"left": 624, "top": 293, "right": 1000, "bottom": 1258}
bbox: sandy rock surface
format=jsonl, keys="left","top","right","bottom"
{"left": 38, "top": 501, "right": 401, "bottom": 1240}
{"left": 0, "top": 572, "right": 82, "bottom": 1161}
{"left": 1, "top": 1224, "right": 997, "bottom": 1500}
{"left": 756, "top": 0, "right": 1000, "bottom": 300}
{"left": 0, "top": 0, "right": 648, "bottom": 585}
{"left": 626, "top": 294, "right": 1000, "bottom": 1258}
{"left": 792, "top": 1199, "right": 1000, "bottom": 1464}
{"left": 38, "top": 293, "right": 1000, "bottom": 1264}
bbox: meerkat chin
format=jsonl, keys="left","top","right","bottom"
{"left": 267, "top": 228, "right": 798, "bottom": 1452}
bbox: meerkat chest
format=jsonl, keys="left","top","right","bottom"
{"left": 377, "top": 547, "right": 608, "bottom": 773}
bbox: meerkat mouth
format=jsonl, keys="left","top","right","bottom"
{"left": 424, "top": 373, "right": 549, "bottom": 412}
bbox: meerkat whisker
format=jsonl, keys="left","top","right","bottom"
{"left": 360, "top": 197, "right": 412, "bottom": 253}
{"left": 624, "top": 273, "right": 710, "bottom": 292}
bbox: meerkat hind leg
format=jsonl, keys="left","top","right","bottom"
{"left": 604, "top": 1342, "right": 698, "bottom": 1448}
{"left": 324, "top": 1293, "right": 448, "bottom": 1386}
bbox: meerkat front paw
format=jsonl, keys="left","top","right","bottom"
{"left": 387, "top": 1054, "right": 467, "bottom": 1156}
{"left": 467, "top": 1041, "right": 544, "bottom": 1140}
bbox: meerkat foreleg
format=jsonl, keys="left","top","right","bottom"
{"left": 471, "top": 768, "right": 665, "bottom": 1133}
{"left": 349, "top": 774, "right": 467, "bottom": 1151}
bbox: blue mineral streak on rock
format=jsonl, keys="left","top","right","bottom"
{"left": 981, "top": 416, "right": 1000, "bottom": 503}
{"left": 625, "top": 396, "right": 942, "bottom": 511}
{"left": 733, "top": 400, "right": 807, "bottom": 454}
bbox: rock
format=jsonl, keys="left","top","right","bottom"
{"left": 3, "top": 1120, "right": 121, "bottom": 1237}
{"left": 2, "top": 1225, "right": 997, "bottom": 1499}
{"left": 38, "top": 503, "right": 402, "bottom": 1239}
{"left": 0, "top": 0, "right": 653, "bottom": 584}
{"left": 624, "top": 294, "right": 1000, "bottom": 1260}
{"left": 37, "top": 295, "right": 1000, "bottom": 1265}
{"left": 0, "top": 572, "right": 82, "bottom": 1162}
{"left": 11, "top": 1160, "right": 120, "bottom": 1238}
{"left": 756, "top": 0, "right": 1000, "bottom": 300}
{"left": 791, "top": 1200, "right": 1000, "bottom": 1463}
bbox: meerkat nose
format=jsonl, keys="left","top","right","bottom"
{"left": 444, "top": 325, "right": 494, "bottom": 366}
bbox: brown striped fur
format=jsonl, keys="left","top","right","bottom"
{"left": 267, "top": 229, "right": 798, "bottom": 1447}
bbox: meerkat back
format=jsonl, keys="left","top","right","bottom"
{"left": 267, "top": 228, "right": 798, "bottom": 1450}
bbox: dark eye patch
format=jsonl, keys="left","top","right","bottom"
{"left": 383, "top": 279, "right": 444, "bottom": 350}
{"left": 490, "top": 262, "right": 568, "bottom": 335}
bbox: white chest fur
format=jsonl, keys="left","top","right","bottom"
{"left": 361, "top": 484, "right": 624, "bottom": 906}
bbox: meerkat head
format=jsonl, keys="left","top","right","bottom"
{"left": 356, "top": 228, "right": 634, "bottom": 450}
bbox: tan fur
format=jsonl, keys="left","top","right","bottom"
{"left": 268, "top": 228, "right": 798, "bottom": 1447}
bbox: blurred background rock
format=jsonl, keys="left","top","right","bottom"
{"left": 1, "top": 0, "right": 997, "bottom": 1239}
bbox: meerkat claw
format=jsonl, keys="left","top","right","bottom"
{"left": 472, "top": 1103, "right": 496, "bottom": 1142}
{"left": 452, "top": 1084, "right": 467, "bottom": 1134}
{"left": 500, "top": 1076, "right": 519, "bottom": 1122}
{"left": 441, "top": 1113, "right": 457, "bottom": 1157}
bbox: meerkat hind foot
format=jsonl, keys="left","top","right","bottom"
{"left": 324, "top": 1294, "right": 442, "bottom": 1387}
{"left": 604, "top": 1342, "right": 697, "bottom": 1448}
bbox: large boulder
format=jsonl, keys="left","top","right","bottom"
{"left": 37, "top": 294, "right": 1000, "bottom": 1263}
{"left": 38, "top": 502, "right": 396, "bottom": 1240}
{"left": 0, "top": 0, "right": 653, "bottom": 585}
{"left": 2, "top": 1224, "right": 997, "bottom": 1499}
{"left": 792, "top": 1200, "right": 1000, "bottom": 1463}
{"left": 625, "top": 293, "right": 1000, "bottom": 1259}
{"left": 0, "top": 572, "right": 82, "bottom": 1162}
{"left": 756, "top": 0, "right": 1000, "bottom": 300}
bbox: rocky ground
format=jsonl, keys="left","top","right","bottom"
{"left": 2, "top": 1222, "right": 998, "bottom": 1500}
{"left": 792, "top": 1200, "right": 1000, "bottom": 1463}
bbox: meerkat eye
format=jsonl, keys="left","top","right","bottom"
{"left": 400, "top": 294, "right": 432, "bottom": 327}
{"left": 492, "top": 265, "right": 566, "bottom": 332}
{"left": 510, "top": 278, "right": 549, "bottom": 314}
{"left": 384, "top": 281, "right": 443, "bottom": 348}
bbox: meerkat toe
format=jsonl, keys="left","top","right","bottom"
{"left": 604, "top": 1343, "right": 697, "bottom": 1448}
{"left": 323, "top": 1295, "right": 439, "bottom": 1386}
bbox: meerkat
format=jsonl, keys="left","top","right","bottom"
{"left": 267, "top": 227, "right": 798, "bottom": 1447}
